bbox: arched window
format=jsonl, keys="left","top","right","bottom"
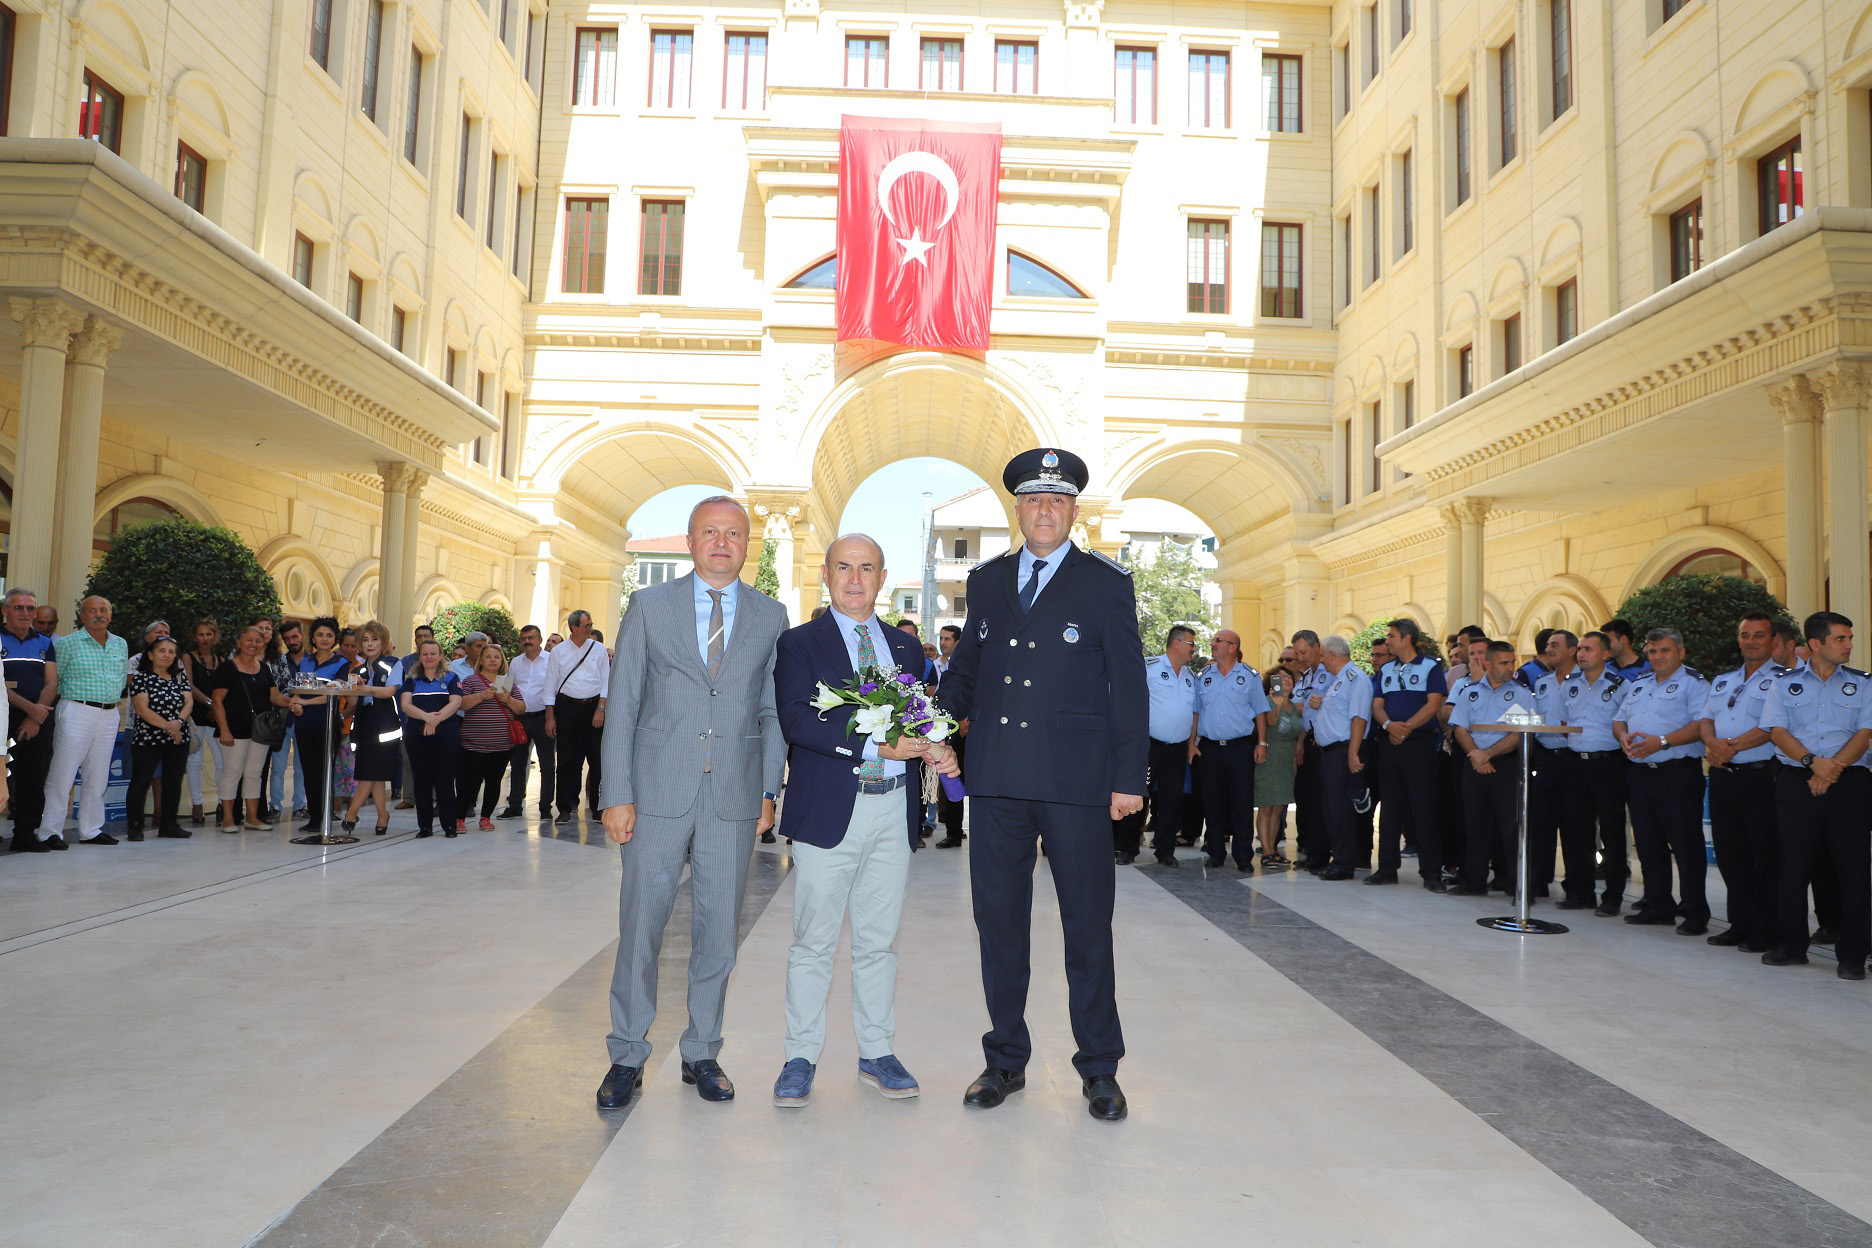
{"left": 782, "top": 255, "right": 837, "bottom": 289}
{"left": 1007, "top": 250, "right": 1088, "bottom": 298}
{"left": 92, "top": 497, "right": 182, "bottom": 552}
{"left": 1664, "top": 548, "right": 1764, "bottom": 586}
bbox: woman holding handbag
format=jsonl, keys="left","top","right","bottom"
{"left": 400, "top": 640, "right": 463, "bottom": 838}
{"left": 213, "top": 626, "right": 295, "bottom": 832}
{"left": 340, "top": 621, "right": 402, "bottom": 836}
{"left": 127, "top": 635, "right": 194, "bottom": 841}
{"left": 455, "top": 643, "right": 526, "bottom": 831}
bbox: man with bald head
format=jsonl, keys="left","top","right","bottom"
{"left": 1192, "top": 628, "right": 1271, "bottom": 871}
{"left": 32, "top": 596, "right": 128, "bottom": 848}
{"left": 767, "top": 535, "right": 960, "bottom": 1106}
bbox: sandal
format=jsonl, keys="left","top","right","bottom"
{"left": 374, "top": 824, "right": 389, "bottom": 836}
{"left": 478, "top": 817, "right": 495, "bottom": 831}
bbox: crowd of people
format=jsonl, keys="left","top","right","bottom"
{"left": 1121, "top": 609, "right": 1870, "bottom": 983}
{"left": 1, "top": 591, "right": 608, "bottom": 848}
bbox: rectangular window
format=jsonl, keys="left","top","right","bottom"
{"left": 525, "top": 13, "right": 540, "bottom": 87}
{"left": 723, "top": 32, "right": 768, "bottom": 109}
{"left": 455, "top": 112, "right": 473, "bottom": 220}
{"left": 475, "top": 371, "right": 488, "bottom": 410}
{"left": 1453, "top": 87, "right": 1471, "bottom": 206}
{"left": 1368, "top": 402, "right": 1383, "bottom": 494}
{"left": 1399, "top": 149, "right": 1414, "bottom": 254}
{"left": 954, "top": 537, "right": 970, "bottom": 558}
{"left": 310, "top": 0, "right": 334, "bottom": 71}
{"left": 1402, "top": 379, "right": 1415, "bottom": 428}
{"left": 639, "top": 200, "right": 684, "bottom": 296}
{"left": 921, "top": 37, "right": 962, "bottom": 92}
{"left": 391, "top": 305, "right": 407, "bottom": 353}
{"left": 500, "top": 392, "right": 516, "bottom": 478}
{"left": 361, "top": 0, "right": 384, "bottom": 120}
{"left": 486, "top": 153, "right": 503, "bottom": 251}
{"left": 1399, "top": 0, "right": 1413, "bottom": 41}
{"left": 1669, "top": 198, "right": 1703, "bottom": 281}
{"left": 1758, "top": 137, "right": 1803, "bottom": 234}
{"left": 174, "top": 142, "right": 207, "bottom": 212}
{"left": 562, "top": 197, "right": 608, "bottom": 294}
{"left": 1337, "top": 42, "right": 1351, "bottom": 118}
{"left": 78, "top": 69, "right": 124, "bottom": 152}
{"left": 1366, "top": 184, "right": 1381, "bottom": 286}
{"left": 846, "top": 36, "right": 888, "bottom": 89}
{"left": 955, "top": 594, "right": 968, "bottom": 614}
{"left": 1502, "top": 313, "right": 1522, "bottom": 374}
{"left": 1364, "top": 5, "right": 1379, "bottom": 83}
{"left": 346, "top": 272, "right": 364, "bottom": 322}
{"left": 1339, "top": 419, "right": 1352, "bottom": 504}
{"left": 1114, "top": 46, "right": 1155, "bottom": 125}
{"left": 1458, "top": 344, "right": 1475, "bottom": 397}
{"left": 1555, "top": 279, "right": 1577, "bottom": 344}
{"left": 444, "top": 346, "right": 457, "bottom": 389}
{"left": 1663, "top": 0, "right": 1689, "bottom": 17}
{"left": 1550, "top": 0, "right": 1572, "bottom": 120}
{"left": 573, "top": 28, "right": 618, "bottom": 106}
{"left": 498, "top": 0, "right": 514, "bottom": 47}
{"left": 1498, "top": 38, "right": 1516, "bottom": 166}
{"left": 1259, "top": 222, "right": 1303, "bottom": 318}
{"left": 1339, "top": 214, "right": 1353, "bottom": 306}
{"left": 0, "top": 3, "right": 15, "bottom": 136}
{"left": 1262, "top": 53, "right": 1301, "bottom": 132}
{"left": 292, "top": 233, "right": 314, "bottom": 287}
{"left": 1186, "top": 219, "right": 1229, "bottom": 314}
{"left": 404, "top": 47, "right": 424, "bottom": 164}
{"left": 648, "top": 29, "right": 693, "bottom": 108}
{"left": 995, "top": 40, "right": 1037, "bottom": 95}
{"left": 513, "top": 184, "right": 529, "bottom": 278}
{"left": 1189, "top": 50, "right": 1229, "bottom": 129}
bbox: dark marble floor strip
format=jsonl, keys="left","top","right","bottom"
{"left": 1145, "top": 869, "right": 1868, "bottom": 1248}
{"left": 245, "top": 849, "right": 791, "bottom": 1248}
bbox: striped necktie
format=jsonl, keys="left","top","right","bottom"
{"left": 705, "top": 589, "right": 725, "bottom": 682}
{"left": 854, "top": 623, "right": 884, "bottom": 784}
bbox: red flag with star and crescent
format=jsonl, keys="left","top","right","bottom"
{"left": 835, "top": 116, "right": 1002, "bottom": 351}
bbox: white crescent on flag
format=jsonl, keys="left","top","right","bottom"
{"left": 875, "top": 150, "right": 961, "bottom": 266}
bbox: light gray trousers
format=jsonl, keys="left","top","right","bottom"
{"left": 605, "top": 775, "right": 756, "bottom": 1068}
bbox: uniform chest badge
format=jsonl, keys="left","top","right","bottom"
{"left": 1847, "top": 684, "right": 1859, "bottom": 696}
{"left": 1504, "top": 690, "right": 1516, "bottom": 701}
{"left": 1790, "top": 683, "right": 1804, "bottom": 695}
{"left": 1063, "top": 624, "right": 1080, "bottom": 644}
{"left": 1202, "top": 675, "right": 1212, "bottom": 686}
{"left": 1602, "top": 688, "right": 1614, "bottom": 702}
{"left": 1468, "top": 690, "right": 1479, "bottom": 702}
{"left": 1666, "top": 683, "right": 1679, "bottom": 694}
{"left": 1759, "top": 680, "right": 1773, "bottom": 691}
{"left": 1409, "top": 673, "right": 1421, "bottom": 687}
{"left": 1714, "top": 679, "right": 1728, "bottom": 691}
{"left": 1236, "top": 673, "right": 1246, "bottom": 685}
{"left": 1567, "top": 687, "right": 1580, "bottom": 698}
{"left": 1159, "top": 669, "right": 1170, "bottom": 680}
{"left": 978, "top": 619, "right": 990, "bottom": 641}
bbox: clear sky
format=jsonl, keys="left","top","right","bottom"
{"left": 626, "top": 457, "right": 1209, "bottom": 589}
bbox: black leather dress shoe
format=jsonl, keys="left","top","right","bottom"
{"left": 596, "top": 1064, "right": 642, "bottom": 1110}
{"left": 962, "top": 1066, "right": 1025, "bottom": 1109}
{"left": 1740, "top": 939, "right": 1775, "bottom": 953}
{"left": 1554, "top": 896, "right": 1593, "bottom": 910}
{"left": 1448, "top": 883, "right": 1488, "bottom": 896}
{"left": 1115, "top": 851, "right": 1138, "bottom": 865}
{"left": 12, "top": 836, "right": 51, "bottom": 853}
{"left": 1676, "top": 918, "right": 1709, "bottom": 936}
{"left": 1203, "top": 854, "right": 1225, "bottom": 869}
{"left": 1154, "top": 855, "right": 1180, "bottom": 868}
{"left": 1706, "top": 927, "right": 1746, "bottom": 946}
{"left": 1623, "top": 910, "right": 1673, "bottom": 925}
{"left": 1422, "top": 878, "right": 1448, "bottom": 893}
{"left": 1363, "top": 869, "right": 1398, "bottom": 885}
{"left": 1319, "top": 866, "right": 1354, "bottom": 881}
{"left": 1082, "top": 1074, "right": 1127, "bottom": 1121}
{"left": 681, "top": 1059, "right": 735, "bottom": 1101}
{"left": 1838, "top": 961, "right": 1866, "bottom": 981}
{"left": 1761, "top": 949, "right": 1808, "bottom": 966}
{"left": 1812, "top": 927, "right": 1837, "bottom": 945}
{"left": 1594, "top": 897, "right": 1622, "bottom": 917}
{"left": 935, "top": 836, "right": 963, "bottom": 849}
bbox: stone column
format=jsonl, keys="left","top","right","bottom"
{"left": 1457, "top": 497, "right": 1491, "bottom": 630}
{"left": 1439, "top": 503, "right": 1464, "bottom": 637}
{"left": 50, "top": 318, "right": 124, "bottom": 617}
{"left": 749, "top": 492, "right": 806, "bottom": 617}
{"left": 376, "top": 463, "right": 417, "bottom": 632}
{"left": 526, "top": 534, "right": 561, "bottom": 634}
{"left": 1816, "top": 363, "right": 1872, "bottom": 629}
{"left": 7, "top": 298, "right": 86, "bottom": 600}
{"left": 1770, "top": 377, "right": 1823, "bottom": 617}
{"left": 398, "top": 471, "right": 427, "bottom": 639}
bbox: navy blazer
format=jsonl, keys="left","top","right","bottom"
{"left": 774, "top": 612, "right": 924, "bottom": 850}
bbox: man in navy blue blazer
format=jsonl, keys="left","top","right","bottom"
{"left": 769, "top": 534, "right": 960, "bottom": 1108}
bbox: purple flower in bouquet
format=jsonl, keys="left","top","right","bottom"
{"left": 895, "top": 671, "right": 919, "bottom": 686}
{"left": 858, "top": 680, "right": 878, "bottom": 694}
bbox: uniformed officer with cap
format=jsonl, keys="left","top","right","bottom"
{"left": 1133, "top": 624, "right": 1199, "bottom": 866}
{"left": 1612, "top": 628, "right": 1711, "bottom": 933}
{"left": 1697, "top": 613, "right": 1787, "bottom": 951}
{"left": 1759, "top": 611, "right": 1872, "bottom": 980}
{"left": 938, "top": 447, "right": 1147, "bottom": 1122}
{"left": 1554, "top": 632, "right": 1630, "bottom": 914}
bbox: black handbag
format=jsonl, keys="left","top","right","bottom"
{"left": 239, "top": 666, "right": 290, "bottom": 748}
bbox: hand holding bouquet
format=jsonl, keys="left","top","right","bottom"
{"left": 813, "top": 662, "right": 965, "bottom": 798}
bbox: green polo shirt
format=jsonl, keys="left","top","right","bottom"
{"left": 54, "top": 629, "right": 129, "bottom": 704}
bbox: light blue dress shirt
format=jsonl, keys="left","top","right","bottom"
{"left": 1759, "top": 662, "right": 1872, "bottom": 768}
{"left": 830, "top": 610, "right": 903, "bottom": 776}
{"left": 1558, "top": 668, "right": 1627, "bottom": 752}
{"left": 695, "top": 577, "right": 739, "bottom": 667}
{"left": 1614, "top": 666, "right": 1711, "bottom": 762}
{"left": 1311, "top": 663, "right": 1372, "bottom": 746}
{"left": 1196, "top": 661, "right": 1271, "bottom": 741}
{"left": 1016, "top": 542, "right": 1071, "bottom": 606}
{"left": 1144, "top": 654, "right": 1199, "bottom": 744}
{"left": 1296, "top": 663, "right": 1327, "bottom": 733}
{"left": 1701, "top": 662, "right": 1787, "bottom": 765}
{"left": 1449, "top": 675, "right": 1534, "bottom": 751}
{"left": 1531, "top": 669, "right": 1574, "bottom": 749}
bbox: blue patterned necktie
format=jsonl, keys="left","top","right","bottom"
{"left": 1020, "top": 558, "right": 1048, "bottom": 613}
{"left": 853, "top": 623, "right": 885, "bottom": 784}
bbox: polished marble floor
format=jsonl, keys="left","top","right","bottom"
{"left": 3, "top": 790, "right": 1869, "bottom": 1248}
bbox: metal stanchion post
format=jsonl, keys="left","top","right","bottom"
{"left": 1477, "top": 719, "right": 1576, "bottom": 935}
{"left": 291, "top": 679, "right": 358, "bottom": 846}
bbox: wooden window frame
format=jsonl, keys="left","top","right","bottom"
{"left": 1498, "top": 38, "right": 1517, "bottom": 166}
{"left": 920, "top": 36, "right": 963, "bottom": 93}
{"left": 78, "top": 68, "right": 124, "bottom": 153}
{"left": 309, "top": 0, "right": 334, "bottom": 72}
{"left": 1669, "top": 198, "right": 1703, "bottom": 281}
{"left": 573, "top": 27, "right": 618, "bottom": 107}
{"left": 646, "top": 29, "right": 693, "bottom": 109}
{"left": 1453, "top": 87, "right": 1472, "bottom": 206}
{"left": 1757, "top": 137, "right": 1802, "bottom": 236}
{"left": 1114, "top": 45, "right": 1156, "bottom": 126}
{"left": 292, "top": 232, "right": 315, "bottom": 287}
{"left": 1189, "top": 48, "right": 1230, "bottom": 129}
{"left": 403, "top": 46, "right": 423, "bottom": 164}
{"left": 639, "top": 199, "right": 685, "bottom": 297}
{"left": 1262, "top": 53, "right": 1301, "bottom": 133}
{"left": 845, "top": 35, "right": 888, "bottom": 89}
{"left": 723, "top": 31, "right": 768, "bottom": 110}
{"left": 1259, "top": 221, "right": 1303, "bottom": 319}
{"left": 1550, "top": 0, "right": 1572, "bottom": 121}
{"left": 174, "top": 141, "right": 208, "bottom": 212}
{"left": 345, "top": 272, "right": 365, "bottom": 323}
{"left": 1554, "top": 278, "right": 1577, "bottom": 345}
{"left": 1186, "top": 218, "right": 1230, "bottom": 315}
{"left": 562, "top": 196, "right": 609, "bottom": 295}
{"left": 994, "top": 39, "right": 1038, "bottom": 96}
{"left": 361, "top": 0, "right": 384, "bottom": 120}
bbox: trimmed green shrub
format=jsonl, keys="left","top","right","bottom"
{"left": 428, "top": 601, "right": 521, "bottom": 653}
{"left": 1612, "top": 574, "right": 1794, "bottom": 676}
{"left": 83, "top": 517, "right": 281, "bottom": 645}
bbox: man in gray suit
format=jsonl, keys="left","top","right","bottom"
{"left": 595, "top": 496, "right": 788, "bottom": 1109}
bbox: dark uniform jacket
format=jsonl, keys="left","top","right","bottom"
{"left": 937, "top": 543, "right": 1148, "bottom": 806}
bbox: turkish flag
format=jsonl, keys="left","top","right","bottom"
{"left": 836, "top": 116, "right": 1001, "bottom": 351}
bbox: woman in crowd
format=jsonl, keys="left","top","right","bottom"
{"left": 213, "top": 626, "right": 295, "bottom": 832}
{"left": 400, "top": 639, "right": 463, "bottom": 838}
{"left": 455, "top": 642, "right": 526, "bottom": 831}
{"left": 1255, "top": 667, "right": 1304, "bottom": 869}
{"left": 250, "top": 615, "right": 291, "bottom": 821}
{"left": 340, "top": 621, "right": 403, "bottom": 836}
{"left": 183, "top": 618, "right": 225, "bottom": 827}
{"left": 127, "top": 634, "right": 194, "bottom": 842}
{"left": 291, "top": 616, "right": 350, "bottom": 834}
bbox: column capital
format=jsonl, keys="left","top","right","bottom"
{"left": 746, "top": 489, "right": 808, "bottom": 538}
{"left": 67, "top": 317, "right": 124, "bottom": 368}
{"left": 378, "top": 461, "right": 422, "bottom": 495}
{"left": 1454, "top": 497, "right": 1492, "bottom": 526}
{"left": 8, "top": 297, "right": 86, "bottom": 351}
{"left": 404, "top": 468, "right": 430, "bottom": 499}
{"left": 1437, "top": 502, "right": 1464, "bottom": 533}
{"left": 1813, "top": 361, "right": 1872, "bottom": 413}
{"left": 1768, "top": 375, "right": 1821, "bottom": 425}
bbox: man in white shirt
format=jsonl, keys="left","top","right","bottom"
{"left": 503, "top": 624, "right": 554, "bottom": 819}
{"left": 545, "top": 610, "right": 611, "bottom": 823}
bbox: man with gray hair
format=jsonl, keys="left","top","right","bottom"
{"left": 545, "top": 611, "right": 609, "bottom": 822}
{"left": 1613, "top": 626, "right": 1712, "bottom": 933}
{"left": 31, "top": 596, "right": 127, "bottom": 848}
{"left": 1307, "top": 634, "right": 1372, "bottom": 879}
{"left": 3, "top": 588, "right": 58, "bottom": 851}
{"left": 449, "top": 631, "right": 488, "bottom": 681}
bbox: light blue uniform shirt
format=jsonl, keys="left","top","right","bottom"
{"left": 1195, "top": 661, "right": 1270, "bottom": 742}
{"left": 1016, "top": 542, "right": 1071, "bottom": 606}
{"left": 1296, "top": 664, "right": 1327, "bottom": 733}
{"left": 1144, "top": 654, "right": 1199, "bottom": 744}
{"left": 831, "top": 611, "right": 903, "bottom": 777}
{"left": 1759, "top": 662, "right": 1872, "bottom": 768}
{"left": 1557, "top": 668, "right": 1627, "bottom": 752}
{"left": 1530, "top": 669, "right": 1575, "bottom": 750}
{"left": 1449, "top": 674, "right": 1534, "bottom": 751}
{"left": 1701, "top": 662, "right": 1788, "bottom": 765}
{"left": 695, "top": 577, "right": 739, "bottom": 665}
{"left": 1311, "top": 663, "right": 1372, "bottom": 747}
{"left": 1614, "top": 667, "right": 1711, "bottom": 762}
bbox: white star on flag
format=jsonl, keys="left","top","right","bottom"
{"left": 895, "top": 229, "right": 936, "bottom": 266}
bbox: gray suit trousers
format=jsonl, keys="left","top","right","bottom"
{"left": 606, "top": 773, "right": 757, "bottom": 1068}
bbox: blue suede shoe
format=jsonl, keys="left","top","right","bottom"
{"left": 858, "top": 1054, "right": 919, "bottom": 1099}
{"left": 773, "top": 1058, "right": 815, "bottom": 1107}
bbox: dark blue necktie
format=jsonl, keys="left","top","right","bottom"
{"left": 1020, "top": 559, "right": 1048, "bottom": 613}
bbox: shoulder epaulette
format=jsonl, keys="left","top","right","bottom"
{"left": 1088, "top": 549, "right": 1132, "bottom": 576}
{"left": 1683, "top": 666, "right": 1704, "bottom": 681}
{"left": 970, "top": 550, "right": 1015, "bottom": 574}
{"left": 1607, "top": 673, "right": 1624, "bottom": 688}
{"left": 1847, "top": 665, "right": 1870, "bottom": 680}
